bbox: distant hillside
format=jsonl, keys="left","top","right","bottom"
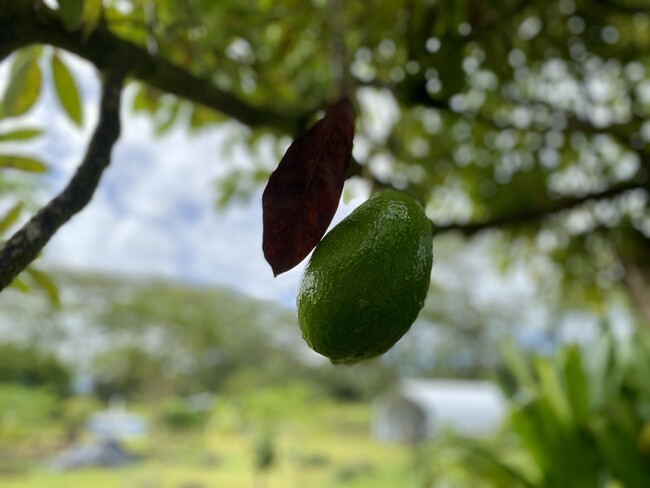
{"left": 0, "top": 269, "right": 304, "bottom": 367}
{"left": 0, "top": 270, "right": 393, "bottom": 400}
{"left": 0, "top": 266, "right": 530, "bottom": 395}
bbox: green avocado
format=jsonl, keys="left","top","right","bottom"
{"left": 297, "top": 190, "right": 433, "bottom": 364}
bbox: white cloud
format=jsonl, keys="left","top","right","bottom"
{"left": 41, "top": 112, "right": 292, "bottom": 301}
{"left": 0, "top": 52, "right": 370, "bottom": 305}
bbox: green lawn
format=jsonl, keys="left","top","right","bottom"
{"left": 1, "top": 399, "right": 425, "bottom": 488}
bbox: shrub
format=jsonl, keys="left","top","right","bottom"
{"left": 442, "top": 330, "right": 650, "bottom": 487}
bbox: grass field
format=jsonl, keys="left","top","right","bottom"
{"left": 1, "top": 397, "right": 428, "bottom": 488}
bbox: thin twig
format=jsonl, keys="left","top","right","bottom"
{"left": 434, "top": 179, "right": 649, "bottom": 235}
{"left": 328, "top": 0, "right": 350, "bottom": 98}
{"left": 0, "top": 69, "right": 125, "bottom": 291}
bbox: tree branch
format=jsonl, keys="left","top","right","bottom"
{"left": 2, "top": 0, "right": 304, "bottom": 134}
{"left": 0, "top": 69, "right": 125, "bottom": 291}
{"left": 589, "top": 0, "right": 650, "bottom": 15}
{"left": 2, "top": 0, "right": 647, "bottom": 248}
{"left": 434, "top": 179, "right": 650, "bottom": 235}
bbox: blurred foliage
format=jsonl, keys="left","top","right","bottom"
{"left": 51, "top": 51, "right": 83, "bottom": 126}
{"left": 253, "top": 432, "right": 276, "bottom": 472}
{"left": 0, "top": 395, "right": 422, "bottom": 487}
{"left": 2, "top": 0, "right": 650, "bottom": 326}
{"left": 158, "top": 396, "right": 210, "bottom": 432}
{"left": 0, "top": 385, "right": 58, "bottom": 447}
{"left": 0, "top": 342, "right": 70, "bottom": 395}
{"left": 9, "top": 0, "right": 650, "bottom": 467}
{"left": 434, "top": 329, "right": 650, "bottom": 487}
{"left": 0, "top": 45, "right": 61, "bottom": 303}
{"left": 58, "top": 395, "right": 102, "bottom": 441}
{"left": 0, "top": 272, "right": 397, "bottom": 402}
{"left": 93, "top": 345, "right": 170, "bottom": 400}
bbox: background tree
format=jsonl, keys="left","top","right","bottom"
{"left": 0, "top": 0, "right": 649, "bottom": 324}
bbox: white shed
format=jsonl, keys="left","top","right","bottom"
{"left": 372, "top": 378, "right": 506, "bottom": 444}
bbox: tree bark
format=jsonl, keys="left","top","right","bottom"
{"left": 0, "top": 69, "right": 125, "bottom": 291}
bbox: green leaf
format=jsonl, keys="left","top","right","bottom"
{"left": 586, "top": 331, "right": 619, "bottom": 410}
{"left": 561, "top": 346, "right": 589, "bottom": 425}
{"left": 132, "top": 86, "right": 160, "bottom": 114}
{"left": 510, "top": 398, "right": 561, "bottom": 474}
{"left": 0, "top": 128, "right": 43, "bottom": 142}
{"left": 9, "top": 276, "right": 30, "bottom": 293}
{"left": 25, "top": 268, "right": 60, "bottom": 307}
{"left": 592, "top": 418, "right": 650, "bottom": 487}
{"left": 535, "top": 358, "right": 572, "bottom": 425}
{"left": 626, "top": 332, "right": 650, "bottom": 400}
{"left": 452, "top": 437, "right": 537, "bottom": 488}
{"left": 0, "top": 155, "right": 48, "bottom": 173}
{"left": 51, "top": 52, "right": 83, "bottom": 126}
{"left": 499, "top": 342, "right": 535, "bottom": 392}
{"left": 81, "top": 0, "right": 102, "bottom": 38}
{"left": 155, "top": 100, "right": 181, "bottom": 135}
{"left": 58, "top": 0, "right": 85, "bottom": 32}
{"left": 0, "top": 202, "right": 24, "bottom": 235}
{"left": 1, "top": 51, "right": 42, "bottom": 118}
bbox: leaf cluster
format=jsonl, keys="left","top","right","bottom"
{"left": 438, "top": 330, "right": 650, "bottom": 487}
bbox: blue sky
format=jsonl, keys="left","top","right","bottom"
{"left": 0, "top": 51, "right": 374, "bottom": 305}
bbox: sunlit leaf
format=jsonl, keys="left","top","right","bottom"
{"left": 216, "top": 176, "right": 238, "bottom": 208}
{"left": 561, "top": 346, "right": 589, "bottom": 425}
{"left": 586, "top": 331, "right": 617, "bottom": 409}
{"left": 132, "top": 89, "right": 150, "bottom": 113}
{"left": 499, "top": 342, "right": 535, "bottom": 391}
{"left": 25, "top": 268, "right": 61, "bottom": 307}
{"left": 58, "top": 0, "right": 85, "bottom": 32}
{"left": 155, "top": 100, "right": 181, "bottom": 135}
{"left": 452, "top": 437, "right": 537, "bottom": 488}
{"left": 8, "top": 276, "right": 30, "bottom": 293}
{"left": 51, "top": 52, "right": 83, "bottom": 126}
{"left": 534, "top": 358, "right": 572, "bottom": 426}
{"left": 81, "top": 0, "right": 102, "bottom": 38}
{"left": 1, "top": 50, "right": 42, "bottom": 118}
{"left": 0, "top": 155, "right": 48, "bottom": 173}
{"left": 0, "top": 128, "right": 43, "bottom": 142}
{"left": 0, "top": 202, "right": 24, "bottom": 235}
{"left": 189, "top": 104, "right": 226, "bottom": 129}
